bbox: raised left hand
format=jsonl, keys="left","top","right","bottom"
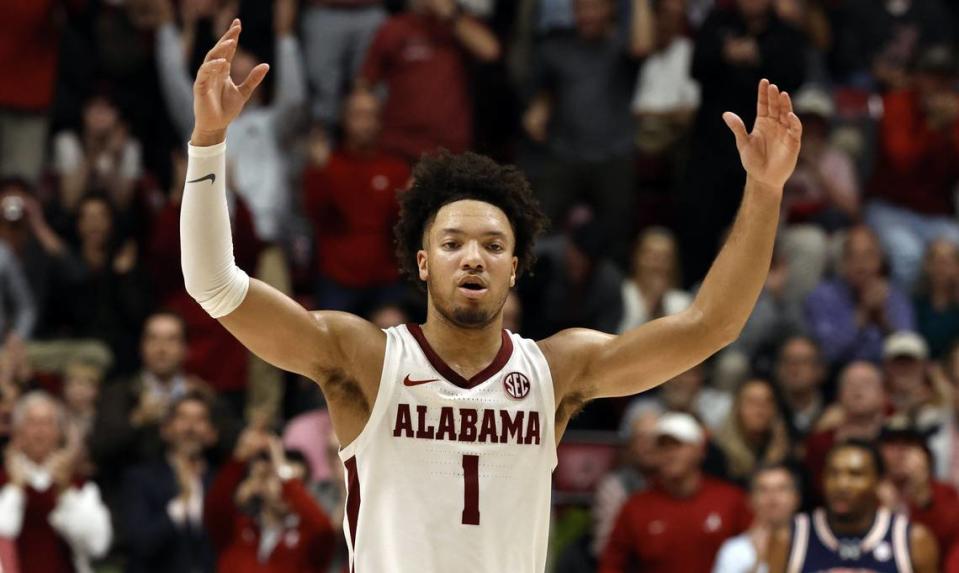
{"left": 723, "top": 79, "right": 802, "bottom": 191}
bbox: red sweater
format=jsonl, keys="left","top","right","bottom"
{"left": 0, "top": 0, "right": 85, "bottom": 111}
{"left": 204, "top": 459, "right": 336, "bottom": 573}
{"left": 302, "top": 149, "right": 409, "bottom": 288}
{"left": 909, "top": 481, "right": 959, "bottom": 557}
{"left": 359, "top": 13, "right": 473, "bottom": 161}
{"left": 599, "top": 477, "right": 752, "bottom": 573}
{"left": 0, "top": 472, "right": 84, "bottom": 573}
{"left": 868, "top": 89, "right": 959, "bottom": 215}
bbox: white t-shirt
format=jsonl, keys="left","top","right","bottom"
{"left": 631, "top": 38, "right": 701, "bottom": 114}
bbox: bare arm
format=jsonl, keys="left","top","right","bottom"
{"left": 911, "top": 523, "right": 939, "bottom": 573}
{"left": 431, "top": 0, "right": 501, "bottom": 61}
{"left": 181, "top": 22, "right": 383, "bottom": 441}
{"left": 630, "top": 0, "right": 656, "bottom": 58}
{"left": 543, "top": 80, "right": 802, "bottom": 405}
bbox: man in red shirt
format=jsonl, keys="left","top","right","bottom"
{"left": 204, "top": 425, "right": 335, "bottom": 573}
{"left": 0, "top": 0, "right": 85, "bottom": 183}
{"left": 303, "top": 91, "right": 410, "bottom": 314}
{"left": 879, "top": 423, "right": 959, "bottom": 556}
{"left": 866, "top": 46, "right": 959, "bottom": 287}
{"left": 354, "top": 0, "right": 500, "bottom": 162}
{"left": 600, "top": 412, "right": 752, "bottom": 573}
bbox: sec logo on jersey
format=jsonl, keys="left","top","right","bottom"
{"left": 504, "top": 372, "right": 531, "bottom": 399}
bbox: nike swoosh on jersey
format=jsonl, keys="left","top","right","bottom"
{"left": 403, "top": 375, "right": 439, "bottom": 387}
{"left": 187, "top": 173, "right": 216, "bottom": 184}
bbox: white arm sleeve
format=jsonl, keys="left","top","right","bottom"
{"left": 0, "top": 484, "right": 25, "bottom": 538}
{"left": 180, "top": 142, "right": 250, "bottom": 318}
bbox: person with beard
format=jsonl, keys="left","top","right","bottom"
{"left": 121, "top": 391, "right": 220, "bottom": 573}
{"left": 182, "top": 19, "right": 802, "bottom": 572}
{"left": 768, "top": 440, "right": 938, "bottom": 572}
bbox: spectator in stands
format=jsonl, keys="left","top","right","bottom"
{"left": 929, "top": 340, "right": 959, "bottom": 486}
{"left": 780, "top": 86, "right": 859, "bottom": 301}
{"left": 717, "top": 379, "right": 791, "bottom": 484}
{"left": 804, "top": 361, "right": 886, "bottom": 499}
{"left": 712, "top": 463, "right": 801, "bottom": 573}
{"left": 0, "top": 392, "right": 112, "bottom": 573}
{"left": 914, "top": 239, "right": 959, "bottom": 359}
{"left": 680, "top": 0, "right": 806, "bottom": 282}
{"left": 631, "top": 0, "right": 700, "bottom": 166}
{"left": 805, "top": 225, "right": 914, "bottom": 365}
{"left": 881, "top": 331, "right": 943, "bottom": 425}
{"left": 0, "top": 180, "right": 85, "bottom": 338}
{"left": 61, "top": 356, "right": 104, "bottom": 448}
{"left": 302, "top": 91, "right": 410, "bottom": 314}
{"left": 301, "top": 0, "right": 385, "bottom": 126}
{"left": 51, "top": 94, "right": 143, "bottom": 215}
{"left": 0, "top": 0, "right": 86, "bottom": 183}
{"left": 50, "top": 193, "right": 151, "bottom": 374}
{"left": 866, "top": 46, "right": 959, "bottom": 288}
{"left": 155, "top": 0, "right": 306, "bottom": 246}
{"left": 879, "top": 422, "right": 959, "bottom": 557}
{"left": 122, "top": 391, "right": 219, "bottom": 573}
{"left": 355, "top": 0, "right": 501, "bottom": 162}
{"left": 524, "top": 0, "right": 651, "bottom": 262}
{"left": 592, "top": 403, "right": 661, "bottom": 557}
{"left": 617, "top": 227, "right": 691, "bottom": 333}
{"left": 773, "top": 336, "right": 826, "bottom": 440}
{"left": 204, "top": 426, "right": 335, "bottom": 573}
{"left": 90, "top": 311, "right": 234, "bottom": 511}
{"left": 630, "top": 363, "right": 733, "bottom": 433}
{"left": 831, "top": 0, "right": 952, "bottom": 88}
{"left": 600, "top": 412, "right": 751, "bottom": 572}
{"left": 523, "top": 216, "right": 624, "bottom": 341}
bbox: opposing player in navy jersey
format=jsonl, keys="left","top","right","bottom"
{"left": 180, "top": 19, "right": 803, "bottom": 573}
{"left": 768, "top": 441, "right": 937, "bottom": 573}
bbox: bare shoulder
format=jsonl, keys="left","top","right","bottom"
{"left": 309, "top": 310, "right": 387, "bottom": 379}
{"left": 910, "top": 522, "right": 939, "bottom": 573}
{"left": 537, "top": 328, "right": 613, "bottom": 416}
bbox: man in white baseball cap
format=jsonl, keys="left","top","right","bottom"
{"left": 601, "top": 412, "right": 751, "bottom": 572}
{"left": 882, "top": 331, "right": 934, "bottom": 419}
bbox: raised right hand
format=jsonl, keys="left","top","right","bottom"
{"left": 192, "top": 19, "right": 269, "bottom": 146}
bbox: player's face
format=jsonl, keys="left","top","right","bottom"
{"left": 418, "top": 200, "right": 518, "bottom": 329}
{"left": 141, "top": 315, "right": 187, "bottom": 378}
{"left": 823, "top": 447, "right": 879, "bottom": 521}
{"left": 751, "top": 469, "right": 799, "bottom": 527}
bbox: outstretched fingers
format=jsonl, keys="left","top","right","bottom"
{"left": 779, "top": 91, "right": 793, "bottom": 124}
{"left": 723, "top": 111, "right": 749, "bottom": 149}
{"left": 204, "top": 20, "right": 241, "bottom": 64}
{"left": 786, "top": 111, "right": 803, "bottom": 143}
{"left": 767, "top": 83, "right": 781, "bottom": 121}
{"left": 238, "top": 63, "right": 270, "bottom": 100}
{"left": 756, "top": 78, "right": 770, "bottom": 119}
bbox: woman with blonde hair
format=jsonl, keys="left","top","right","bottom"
{"left": 618, "top": 226, "right": 691, "bottom": 332}
{"left": 717, "top": 378, "right": 792, "bottom": 483}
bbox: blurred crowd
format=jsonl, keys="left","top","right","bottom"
{"left": 2, "top": 0, "right": 959, "bottom": 571}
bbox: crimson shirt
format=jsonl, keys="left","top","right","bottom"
{"left": 204, "top": 459, "right": 336, "bottom": 573}
{"left": 868, "top": 89, "right": 959, "bottom": 215}
{"left": 599, "top": 477, "right": 752, "bottom": 573}
{"left": 0, "top": 0, "right": 85, "bottom": 111}
{"left": 302, "top": 149, "right": 409, "bottom": 288}
{"left": 909, "top": 481, "right": 959, "bottom": 556}
{"left": 358, "top": 13, "right": 473, "bottom": 161}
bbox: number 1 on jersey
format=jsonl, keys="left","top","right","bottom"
{"left": 462, "top": 454, "right": 480, "bottom": 525}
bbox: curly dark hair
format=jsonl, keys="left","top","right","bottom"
{"left": 394, "top": 151, "right": 548, "bottom": 288}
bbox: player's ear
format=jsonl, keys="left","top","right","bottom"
{"left": 510, "top": 256, "right": 517, "bottom": 288}
{"left": 417, "top": 249, "right": 429, "bottom": 282}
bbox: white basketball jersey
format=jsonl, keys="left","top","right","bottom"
{"left": 338, "top": 324, "right": 558, "bottom": 573}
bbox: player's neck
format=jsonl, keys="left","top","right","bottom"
{"left": 828, "top": 508, "right": 877, "bottom": 537}
{"left": 420, "top": 312, "right": 505, "bottom": 379}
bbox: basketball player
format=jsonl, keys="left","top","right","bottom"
{"left": 181, "top": 20, "right": 802, "bottom": 573}
{"left": 767, "top": 441, "right": 938, "bottom": 573}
